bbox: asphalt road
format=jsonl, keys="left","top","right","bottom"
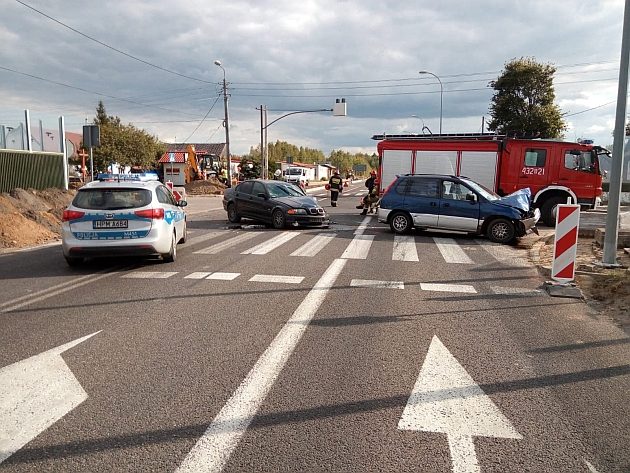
{"left": 0, "top": 182, "right": 628, "bottom": 472}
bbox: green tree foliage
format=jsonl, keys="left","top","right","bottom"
{"left": 89, "top": 101, "right": 166, "bottom": 172}
{"left": 488, "top": 58, "right": 566, "bottom": 138}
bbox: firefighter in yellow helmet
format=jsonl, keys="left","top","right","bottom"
{"left": 328, "top": 170, "right": 343, "bottom": 207}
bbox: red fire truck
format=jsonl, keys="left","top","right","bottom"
{"left": 373, "top": 133, "right": 610, "bottom": 226}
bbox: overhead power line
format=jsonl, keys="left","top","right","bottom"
{"left": 14, "top": 0, "right": 214, "bottom": 84}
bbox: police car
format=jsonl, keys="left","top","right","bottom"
{"left": 61, "top": 173, "right": 187, "bottom": 266}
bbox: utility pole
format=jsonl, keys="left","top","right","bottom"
{"left": 602, "top": 0, "right": 630, "bottom": 266}
{"left": 215, "top": 60, "right": 232, "bottom": 187}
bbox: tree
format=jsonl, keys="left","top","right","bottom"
{"left": 88, "top": 101, "right": 165, "bottom": 172}
{"left": 488, "top": 58, "right": 566, "bottom": 138}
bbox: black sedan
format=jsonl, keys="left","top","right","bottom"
{"left": 223, "top": 179, "right": 329, "bottom": 228}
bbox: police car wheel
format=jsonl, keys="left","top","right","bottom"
{"left": 390, "top": 211, "right": 412, "bottom": 234}
{"left": 162, "top": 232, "right": 177, "bottom": 263}
{"left": 179, "top": 221, "right": 187, "bottom": 243}
{"left": 64, "top": 256, "right": 83, "bottom": 267}
{"left": 487, "top": 218, "right": 516, "bottom": 244}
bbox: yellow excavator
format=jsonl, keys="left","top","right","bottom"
{"left": 184, "top": 144, "right": 204, "bottom": 183}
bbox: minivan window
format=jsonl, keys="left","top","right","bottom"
{"left": 459, "top": 177, "right": 499, "bottom": 201}
{"left": 407, "top": 178, "right": 439, "bottom": 198}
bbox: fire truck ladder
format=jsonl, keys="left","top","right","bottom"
{"left": 371, "top": 132, "right": 507, "bottom": 141}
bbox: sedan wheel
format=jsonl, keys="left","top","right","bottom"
{"left": 389, "top": 212, "right": 412, "bottom": 234}
{"left": 487, "top": 218, "right": 516, "bottom": 244}
{"left": 227, "top": 204, "right": 241, "bottom": 223}
{"left": 272, "top": 209, "right": 286, "bottom": 229}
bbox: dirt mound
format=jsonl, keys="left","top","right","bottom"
{"left": 0, "top": 188, "right": 75, "bottom": 249}
{"left": 184, "top": 179, "right": 226, "bottom": 195}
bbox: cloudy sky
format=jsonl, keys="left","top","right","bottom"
{"left": 1, "top": 0, "right": 627, "bottom": 157}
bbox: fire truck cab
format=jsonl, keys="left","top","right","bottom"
{"left": 374, "top": 134, "right": 609, "bottom": 226}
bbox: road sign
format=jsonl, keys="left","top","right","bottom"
{"left": 398, "top": 335, "right": 522, "bottom": 473}
{"left": 551, "top": 204, "right": 580, "bottom": 283}
{"left": 0, "top": 332, "right": 101, "bottom": 465}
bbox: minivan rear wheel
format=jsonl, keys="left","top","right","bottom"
{"left": 389, "top": 211, "right": 412, "bottom": 234}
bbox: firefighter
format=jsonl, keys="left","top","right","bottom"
{"left": 328, "top": 170, "right": 343, "bottom": 207}
{"left": 365, "top": 170, "right": 377, "bottom": 193}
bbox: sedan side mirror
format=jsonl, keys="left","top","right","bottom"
{"left": 178, "top": 200, "right": 188, "bottom": 207}
{"left": 257, "top": 193, "right": 268, "bottom": 200}
{"left": 465, "top": 193, "right": 477, "bottom": 202}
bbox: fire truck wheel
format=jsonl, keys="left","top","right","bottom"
{"left": 487, "top": 218, "right": 516, "bottom": 244}
{"left": 541, "top": 197, "right": 566, "bottom": 227}
{"left": 389, "top": 211, "right": 412, "bottom": 234}
{"left": 227, "top": 204, "right": 241, "bottom": 223}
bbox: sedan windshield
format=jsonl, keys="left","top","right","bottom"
{"left": 267, "top": 183, "right": 305, "bottom": 198}
{"left": 459, "top": 178, "right": 499, "bottom": 201}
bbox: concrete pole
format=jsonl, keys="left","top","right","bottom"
{"left": 59, "top": 116, "right": 68, "bottom": 191}
{"left": 25, "top": 109, "right": 32, "bottom": 152}
{"left": 221, "top": 76, "right": 232, "bottom": 187}
{"left": 602, "top": 0, "right": 630, "bottom": 265}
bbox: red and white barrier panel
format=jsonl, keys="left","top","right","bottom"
{"left": 551, "top": 204, "right": 580, "bottom": 283}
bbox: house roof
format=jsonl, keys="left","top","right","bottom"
{"left": 159, "top": 142, "right": 227, "bottom": 164}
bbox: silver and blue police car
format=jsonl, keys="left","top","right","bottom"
{"left": 61, "top": 173, "right": 187, "bottom": 266}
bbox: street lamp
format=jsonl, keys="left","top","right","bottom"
{"left": 214, "top": 60, "right": 232, "bottom": 187}
{"left": 411, "top": 115, "right": 432, "bottom": 134}
{"left": 419, "top": 70, "right": 443, "bottom": 134}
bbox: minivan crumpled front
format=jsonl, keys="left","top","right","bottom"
{"left": 494, "top": 188, "right": 540, "bottom": 236}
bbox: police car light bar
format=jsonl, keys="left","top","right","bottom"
{"left": 96, "top": 173, "right": 159, "bottom": 182}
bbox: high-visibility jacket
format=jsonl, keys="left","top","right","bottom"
{"left": 329, "top": 176, "right": 343, "bottom": 190}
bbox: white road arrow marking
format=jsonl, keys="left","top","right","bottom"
{"left": 398, "top": 335, "right": 521, "bottom": 473}
{"left": 0, "top": 331, "right": 101, "bottom": 464}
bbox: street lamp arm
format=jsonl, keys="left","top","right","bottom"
{"left": 264, "top": 109, "right": 332, "bottom": 130}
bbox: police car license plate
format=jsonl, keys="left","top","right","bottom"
{"left": 93, "top": 220, "right": 128, "bottom": 229}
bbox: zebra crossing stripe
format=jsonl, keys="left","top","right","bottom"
{"left": 392, "top": 235, "right": 419, "bottom": 261}
{"left": 181, "top": 231, "right": 223, "bottom": 248}
{"left": 122, "top": 272, "right": 178, "bottom": 279}
{"left": 249, "top": 274, "right": 304, "bottom": 284}
{"left": 491, "top": 286, "right": 543, "bottom": 296}
{"left": 341, "top": 234, "right": 374, "bottom": 259}
{"left": 350, "top": 279, "right": 404, "bottom": 289}
{"left": 242, "top": 232, "right": 299, "bottom": 255}
{"left": 433, "top": 238, "right": 474, "bottom": 264}
{"left": 420, "top": 283, "right": 477, "bottom": 293}
{"left": 207, "top": 272, "right": 240, "bottom": 280}
{"left": 194, "top": 232, "right": 258, "bottom": 254}
{"left": 185, "top": 272, "right": 212, "bottom": 279}
{"left": 290, "top": 233, "right": 336, "bottom": 257}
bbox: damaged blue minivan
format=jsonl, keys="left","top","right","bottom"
{"left": 377, "top": 174, "right": 540, "bottom": 244}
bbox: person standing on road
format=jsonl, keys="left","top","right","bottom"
{"left": 329, "top": 170, "right": 343, "bottom": 207}
{"left": 365, "top": 170, "right": 377, "bottom": 193}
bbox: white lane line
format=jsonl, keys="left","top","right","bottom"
{"left": 176, "top": 258, "right": 347, "bottom": 473}
{"left": 185, "top": 272, "right": 212, "bottom": 279}
{"left": 249, "top": 274, "right": 304, "bottom": 284}
{"left": 290, "top": 233, "right": 336, "bottom": 257}
{"left": 584, "top": 459, "right": 601, "bottom": 473}
{"left": 241, "top": 232, "right": 299, "bottom": 255}
{"left": 0, "top": 270, "right": 123, "bottom": 313}
{"left": 476, "top": 240, "right": 531, "bottom": 268}
{"left": 433, "top": 237, "right": 473, "bottom": 264}
{"left": 420, "top": 283, "right": 477, "bottom": 294}
{"left": 194, "top": 232, "right": 259, "bottom": 255}
{"left": 341, "top": 234, "right": 374, "bottom": 260}
{"left": 0, "top": 273, "right": 98, "bottom": 309}
{"left": 491, "top": 286, "right": 543, "bottom": 296}
{"left": 354, "top": 215, "right": 373, "bottom": 235}
{"left": 121, "top": 271, "right": 178, "bottom": 279}
{"left": 181, "top": 231, "right": 224, "bottom": 248}
{"left": 392, "top": 235, "right": 419, "bottom": 262}
{"left": 354, "top": 192, "right": 364, "bottom": 196}
{"left": 350, "top": 279, "right": 404, "bottom": 289}
{"left": 207, "top": 272, "right": 240, "bottom": 281}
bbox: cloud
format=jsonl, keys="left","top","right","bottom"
{"left": 0, "top": 0, "right": 625, "bottom": 156}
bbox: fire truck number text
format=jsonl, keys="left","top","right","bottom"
{"left": 521, "top": 167, "right": 545, "bottom": 176}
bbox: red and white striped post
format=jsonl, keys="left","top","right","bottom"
{"left": 551, "top": 204, "right": 580, "bottom": 283}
